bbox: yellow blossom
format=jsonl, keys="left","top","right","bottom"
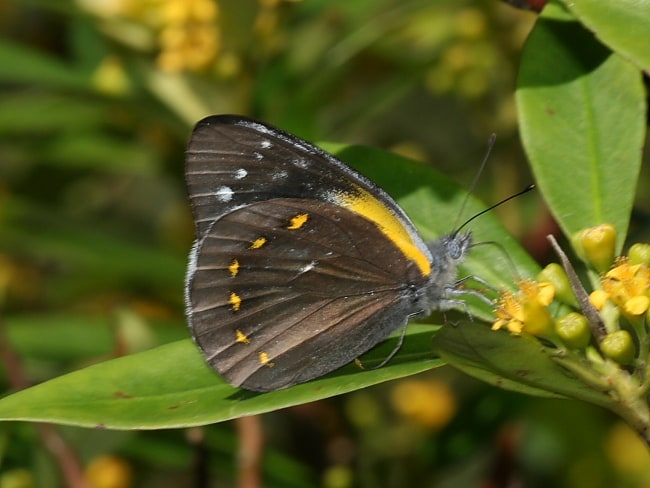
{"left": 589, "top": 289, "right": 609, "bottom": 310}
{"left": 493, "top": 289, "right": 524, "bottom": 333}
{"left": 492, "top": 281, "right": 555, "bottom": 337}
{"left": 391, "top": 380, "right": 457, "bottom": 430}
{"left": 154, "top": 0, "right": 221, "bottom": 72}
{"left": 85, "top": 455, "right": 133, "bottom": 488}
{"left": 530, "top": 280, "right": 555, "bottom": 306}
{"left": 625, "top": 296, "right": 650, "bottom": 316}
{"left": 601, "top": 258, "right": 650, "bottom": 317}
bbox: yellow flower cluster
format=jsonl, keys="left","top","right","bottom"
{"left": 154, "top": 0, "right": 221, "bottom": 72}
{"left": 492, "top": 224, "right": 650, "bottom": 367}
{"left": 489, "top": 227, "right": 650, "bottom": 446}
{"left": 492, "top": 280, "right": 555, "bottom": 336}
{"left": 594, "top": 258, "right": 650, "bottom": 317}
{"left": 391, "top": 379, "right": 457, "bottom": 430}
{"left": 77, "top": 0, "right": 222, "bottom": 73}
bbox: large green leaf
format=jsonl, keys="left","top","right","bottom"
{"left": 0, "top": 144, "right": 539, "bottom": 428}
{"left": 432, "top": 322, "right": 614, "bottom": 408}
{"left": 0, "top": 331, "right": 443, "bottom": 429}
{"left": 4, "top": 313, "right": 185, "bottom": 363}
{"left": 516, "top": 1, "right": 645, "bottom": 253}
{"left": 561, "top": 0, "right": 650, "bottom": 73}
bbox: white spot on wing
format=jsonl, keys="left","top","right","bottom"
{"left": 184, "top": 239, "right": 200, "bottom": 313}
{"left": 233, "top": 168, "right": 248, "bottom": 180}
{"left": 253, "top": 152, "right": 264, "bottom": 160}
{"left": 324, "top": 189, "right": 345, "bottom": 205}
{"left": 260, "top": 140, "right": 273, "bottom": 149}
{"left": 293, "top": 157, "right": 310, "bottom": 169}
{"left": 271, "top": 169, "right": 288, "bottom": 180}
{"left": 215, "top": 186, "right": 234, "bottom": 202}
{"left": 300, "top": 260, "right": 318, "bottom": 274}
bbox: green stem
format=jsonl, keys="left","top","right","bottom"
{"left": 603, "top": 362, "right": 650, "bottom": 449}
{"left": 553, "top": 351, "right": 650, "bottom": 448}
{"left": 633, "top": 318, "right": 650, "bottom": 395}
{"left": 551, "top": 353, "right": 613, "bottom": 394}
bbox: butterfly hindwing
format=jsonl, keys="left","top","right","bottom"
{"left": 187, "top": 198, "right": 427, "bottom": 391}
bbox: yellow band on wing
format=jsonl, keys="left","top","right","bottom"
{"left": 334, "top": 186, "right": 431, "bottom": 276}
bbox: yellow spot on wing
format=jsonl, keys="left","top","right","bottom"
{"left": 287, "top": 213, "right": 309, "bottom": 230}
{"left": 258, "top": 351, "right": 274, "bottom": 367}
{"left": 229, "top": 291, "right": 242, "bottom": 311}
{"left": 235, "top": 329, "right": 250, "bottom": 344}
{"left": 336, "top": 186, "right": 431, "bottom": 276}
{"left": 249, "top": 237, "right": 267, "bottom": 249}
{"left": 228, "top": 259, "right": 240, "bottom": 277}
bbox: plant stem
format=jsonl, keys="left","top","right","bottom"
{"left": 602, "top": 361, "right": 650, "bottom": 449}
{"left": 554, "top": 349, "right": 650, "bottom": 448}
{"left": 609, "top": 390, "right": 650, "bottom": 448}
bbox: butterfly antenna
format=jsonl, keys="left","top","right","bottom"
{"left": 456, "top": 183, "right": 536, "bottom": 234}
{"left": 451, "top": 134, "right": 496, "bottom": 232}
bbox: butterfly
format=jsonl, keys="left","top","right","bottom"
{"left": 184, "top": 115, "right": 472, "bottom": 391}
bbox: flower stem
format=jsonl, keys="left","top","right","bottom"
{"left": 601, "top": 360, "right": 650, "bottom": 448}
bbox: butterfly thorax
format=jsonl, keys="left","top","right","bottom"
{"left": 416, "top": 231, "right": 473, "bottom": 314}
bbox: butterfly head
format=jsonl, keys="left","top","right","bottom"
{"left": 429, "top": 231, "right": 473, "bottom": 268}
{"left": 412, "top": 231, "right": 474, "bottom": 315}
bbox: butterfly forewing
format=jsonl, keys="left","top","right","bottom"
{"left": 185, "top": 115, "right": 426, "bottom": 248}
{"left": 187, "top": 198, "right": 427, "bottom": 391}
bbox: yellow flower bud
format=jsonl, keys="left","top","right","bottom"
{"left": 85, "top": 455, "right": 132, "bottom": 488}
{"left": 572, "top": 224, "right": 617, "bottom": 272}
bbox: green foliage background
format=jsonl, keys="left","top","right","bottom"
{"left": 0, "top": 0, "right": 648, "bottom": 487}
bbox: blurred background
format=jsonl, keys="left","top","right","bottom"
{"left": 1, "top": 0, "right": 649, "bottom": 486}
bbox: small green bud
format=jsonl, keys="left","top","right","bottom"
{"left": 0, "top": 468, "right": 35, "bottom": 488}
{"left": 601, "top": 330, "right": 635, "bottom": 365}
{"left": 555, "top": 312, "right": 590, "bottom": 349}
{"left": 571, "top": 224, "right": 617, "bottom": 272}
{"left": 538, "top": 263, "right": 578, "bottom": 308}
{"left": 628, "top": 243, "right": 650, "bottom": 266}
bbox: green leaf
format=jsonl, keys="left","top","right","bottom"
{"left": 5, "top": 314, "right": 185, "bottom": 362}
{"left": 431, "top": 323, "right": 614, "bottom": 408}
{"left": 0, "top": 144, "right": 538, "bottom": 428}
{"left": 1, "top": 200, "right": 185, "bottom": 305}
{"left": 5, "top": 315, "right": 115, "bottom": 361}
{"left": 0, "top": 40, "right": 91, "bottom": 89}
{"left": 0, "top": 93, "right": 107, "bottom": 134}
{"left": 516, "top": 1, "right": 645, "bottom": 253}
{"left": 561, "top": 0, "right": 650, "bottom": 73}
{"left": 0, "top": 333, "right": 442, "bottom": 429}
